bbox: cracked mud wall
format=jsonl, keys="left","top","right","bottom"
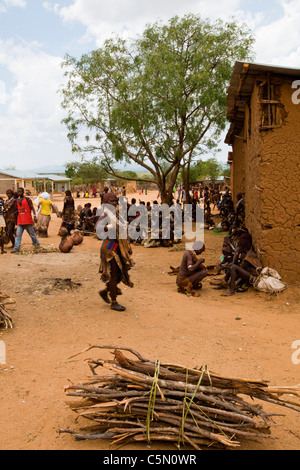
{"left": 231, "top": 79, "right": 300, "bottom": 282}
{"left": 231, "top": 135, "right": 246, "bottom": 201}
{"left": 244, "top": 82, "right": 264, "bottom": 262}
{"left": 258, "top": 81, "right": 300, "bottom": 282}
{"left": 0, "top": 174, "right": 15, "bottom": 194}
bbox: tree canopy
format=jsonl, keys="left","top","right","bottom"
{"left": 65, "top": 157, "right": 107, "bottom": 185}
{"left": 60, "top": 14, "right": 254, "bottom": 202}
{"left": 65, "top": 158, "right": 142, "bottom": 186}
{"left": 181, "top": 158, "right": 230, "bottom": 184}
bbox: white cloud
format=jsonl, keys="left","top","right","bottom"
{"left": 52, "top": 0, "right": 300, "bottom": 68}
{"left": 1, "top": 0, "right": 300, "bottom": 171}
{"left": 252, "top": 0, "right": 300, "bottom": 66}
{"left": 42, "top": 1, "right": 60, "bottom": 15}
{"left": 0, "top": 38, "right": 71, "bottom": 169}
{"left": 56, "top": 0, "right": 241, "bottom": 46}
{"left": 0, "top": 0, "right": 26, "bottom": 12}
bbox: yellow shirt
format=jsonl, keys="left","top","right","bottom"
{"left": 39, "top": 198, "right": 52, "bottom": 216}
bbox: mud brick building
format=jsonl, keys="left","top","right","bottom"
{"left": 225, "top": 61, "right": 300, "bottom": 282}
{"left": 0, "top": 170, "right": 71, "bottom": 195}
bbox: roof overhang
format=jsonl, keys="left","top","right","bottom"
{"left": 225, "top": 61, "right": 300, "bottom": 145}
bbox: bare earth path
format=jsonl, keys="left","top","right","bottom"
{"left": 0, "top": 191, "right": 299, "bottom": 450}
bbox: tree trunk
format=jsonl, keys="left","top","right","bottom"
{"left": 182, "top": 163, "right": 191, "bottom": 205}
{"left": 158, "top": 163, "right": 181, "bottom": 204}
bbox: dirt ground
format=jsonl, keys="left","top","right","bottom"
{"left": 0, "top": 190, "right": 299, "bottom": 451}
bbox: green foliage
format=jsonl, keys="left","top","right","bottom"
{"left": 65, "top": 158, "right": 107, "bottom": 184}
{"left": 65, "top": 161, "right": 80, "bottom": 179}
{"left": 221, "top": 165, "right": 231, "bottom": 177}
{"left": 60, "top": 14, "right": 254, "bottom": 201}
{"left": 181, "top": 157, "right": 227, "bottom": 183}
{"left": 71, "top": 176, "right": 84, "bottom": 186}
{"left": 196, "top": 158, "right": 223, "bottom": 181}
{"left": 119, "top": 171, "right": 138, "bottom": 180}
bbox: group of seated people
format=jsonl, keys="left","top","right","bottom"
{"left": 62, "top": 187, "right": 260, "bottom": 298}
{"left": 174, "top": 187, "right": 262, "bottom": 298}
{"left": 127, "top": 198, "right": 184, "bottom": 247}
{"left": 203, "top": 187, "right": 246, "bottom": 236}
{"left": 76, "top": 203, "right": 99, "bottom": 232}
{"left": 75, "top": 197, "right": 184, "bottom": 247}
{"left": 175, "top": 227, "right": 262, "bottom": 298}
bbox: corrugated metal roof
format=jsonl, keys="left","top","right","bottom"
{"left": 37, "top": 174, "right": 71, "bottom": 181}
{"left": 0, "top": 170, "right": 70, "bottom": 181}
{"left": 0, "top": 170, "right": 37, "bottom": 179}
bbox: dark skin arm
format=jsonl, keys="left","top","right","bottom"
{"left": 186, "top": 251, "right": 205, "bottom": 272}
{"left": 0, "top": 199, "right": 6, "bottom": 254}
{"left": 27, "top": 198, "right": 37, "bottom": 222}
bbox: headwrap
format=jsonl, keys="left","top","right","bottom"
{"left": 192, "top": 240, "right": 204, "bottom": 252}
{"left": 41, "top": 192, "right": 50, "bottom": 200}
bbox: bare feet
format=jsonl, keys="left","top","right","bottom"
{"left": 221, "top": 290, "right": 235, "bottom": 297}
{"left": 111, "top": 302, "right": 126, "bottom": 311}
{"left": 99, "top": 289, "right": 110, "bottom": 304}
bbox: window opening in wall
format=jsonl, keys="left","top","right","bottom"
{"left": 259, "top": 75, "right": 283, "bottom": 130}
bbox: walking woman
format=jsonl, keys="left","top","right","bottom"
{"left": 61, "top": 190, "right": 76, "bottom": 234}
{"left": 36, "top": 192, "right": 59, "bottom": 237}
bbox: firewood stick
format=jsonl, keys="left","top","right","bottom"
{"left": 102, "top": 362, "right": 236, "bottom": 396}
{"left": 62, "top": 347, "right": 300, "bottom": 449}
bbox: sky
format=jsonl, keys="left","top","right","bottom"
{"left": 0, "top": 0, "right": 300, "bottom": 172}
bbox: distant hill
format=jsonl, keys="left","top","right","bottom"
{"left": 29, "top": 163, "right": 150, "bottom": 175}
{"left": 28, "top": 164, "right": 68, "bottom": 174}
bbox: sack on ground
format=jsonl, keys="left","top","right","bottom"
{"left": 254, "top": 267, "right": 286, "bottom": 294}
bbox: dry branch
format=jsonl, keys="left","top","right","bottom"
{"left": 0, "top": 304, "right": 13, "bottom": 330}
{"left": 60, "top": 346, "right": 300, "bottom": 450}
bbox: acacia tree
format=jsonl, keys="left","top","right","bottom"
{"left": 60, "top": 14, "right": 254, "bottom": 203}
{"left": 65, "top": 157, "right": 107, "bottom": 184}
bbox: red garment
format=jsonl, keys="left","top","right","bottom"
{"left": 17, "top": 197, "right": 34, "bottom": 225}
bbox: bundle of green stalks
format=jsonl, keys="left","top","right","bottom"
{"left": 60, "top": 346, "right": 300, "bottom": 450}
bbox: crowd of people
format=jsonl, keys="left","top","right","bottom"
{"left": 0, "top": 182, "right": 262, "bottom": 309}
{"left": 0, "top": 188, "right": 40, "bottom": 254}
{"left": 171, "top": 186, "right": 262, "bottom": 298}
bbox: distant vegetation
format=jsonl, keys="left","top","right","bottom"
{"left": 61, "top": 13, "right": 252, "bottom": 202}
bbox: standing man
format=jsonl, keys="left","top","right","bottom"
{"left": 177, "top": 185, "right": 181, "bottom": 201}
{"left": 181, "top": 186, "right": 186, "bottom": 204}
{"left": 97, "top": 192, "right": 134, "bottom": 311}
{"left": 0, "top": 195, "right": 6, "bottom": 254}
{"left": 4, "top": 189, "right": 18, "bottom": 248}
{"left": 13, "top": 188, "right": 40, "bottom": 253}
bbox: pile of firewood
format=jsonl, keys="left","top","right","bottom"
{"left": 0, "top": 292, "right": 14, "bottom": 329}
{"left": 60, "top": 346, "right": 300, "bottom": 449}
{"left": 0, "top": 304, "right": 13, "bottom": 330}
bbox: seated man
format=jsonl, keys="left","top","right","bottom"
{"left": 176, "top": 241, "right": 207, "bottom": 297}
{"left": 221, "top": 233, "right": 262, "bottom": 296}
{"left": 79, "top": 203, "right": 95, "bottom": 232}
